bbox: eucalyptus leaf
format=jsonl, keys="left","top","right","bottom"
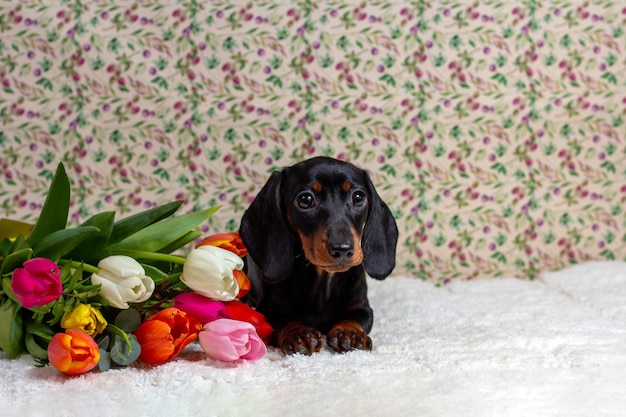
{"left": 26, "top": 163, "right": 70, "bottom": 246}
{"left": 114, "top": 309, "right": 142, "bottom": 333}
{"left": 107, "top": 206, "right": 219, "bottom": 253}
{"left": 109, "top": 200, "right": 184, "bottom": 245}
{"left": 0, "top": 298, "right": 24, "bottom": 357}
{"left": 98, "top": 348, "right": 111, "bottom": 372}
{"left": 31, "top": 226, "right": 101, "bottom": 261}
{"left": 110, "top": 334, "right": 141, "bottom": 366}
{"left": 97, "top": 335, "right": 110, "bottom": 350}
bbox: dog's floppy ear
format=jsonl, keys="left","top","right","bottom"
{"left": 239, "top": 170, "right": 294, "bottom": 283}
{"left": 361, "top": 173, "right": 398, "bottom": 280}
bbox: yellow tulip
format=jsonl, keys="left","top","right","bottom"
{"left": 61, "top": 304, "right": 107, "bottom": 336}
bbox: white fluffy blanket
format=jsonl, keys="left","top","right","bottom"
{"left": 3, "top": 261, "right": 626, "bottom": 417}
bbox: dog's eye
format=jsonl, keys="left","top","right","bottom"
{"left": 352, "top": 190, "right": 366, "bottom": 207}
{"left": 296, "top": 192, "right": 316, "bottom": 210}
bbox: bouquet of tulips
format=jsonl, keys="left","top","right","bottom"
{"left": 0, "top": 164, "right": 272, "bottom": 375}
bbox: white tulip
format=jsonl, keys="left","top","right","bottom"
{"left": 181, "top": 245, "right": 243, "bottom": 301}
{"left": 91, "top": 255, "right": 155, "bottom": 309}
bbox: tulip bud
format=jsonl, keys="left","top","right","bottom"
{"left": 48, "top": 329, "right": 100, "bottom": 375}
{"left": 196, "top": 232, "right": 248, "bottom": 257}
{"left": 91, "top": 256, "right": 155, "bottom": 309}
{"left": 198, "top": 318, "right": 267, "bottom": 362}
{"left": 181, "top": 245, "right": 243, "bottom": 301}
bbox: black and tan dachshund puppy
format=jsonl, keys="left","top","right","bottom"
{"left": 239, "top": 156, "right": 398, "bottom": 355}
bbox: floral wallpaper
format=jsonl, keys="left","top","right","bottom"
{"left": 0, "top": 1, "right": 624, "bottom": 284}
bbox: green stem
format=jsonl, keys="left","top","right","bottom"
{"left": 105, "top": 324, "right": 133, "bottom": 352}
{"left": 108, "top": 250, "right": 186, "bottom": 265}
{"left": 58, "top": 260, "right": 99, "bottom": 274}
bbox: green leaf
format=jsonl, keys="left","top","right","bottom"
{"left": 109, "top": 200, "right": 184, "bottom": 245}
{"left": 0, "top": 298, "right": 24, "bottom": 357}
{"left": 0, "top": 247, "right": 33, "bottom": 276}
{"left": 26, "top": 163, "right": 70, "bottom": 247}
{"left": 142, "top": 264, "right": 169, "bottom": 285}
{"left": 1, "top": 277, "right": 18, "bottom": 303}
{"left": 0, "top": 239, "right": 11, "bottom": 257}
{"left": 32, "top": 226, "right": 101, "bottom": 261}
{"left": 157, "top": 230, "right": 202, "bottom": 254}
{"left": 24, "top": 322, "right": 55, "bottom": 360}
{"left": 25, "top": 333, "right": 49, "bottom": 360}
{"left": 601, "top": 72, "right": 617, "bottom": 85}
{"left": 107, "top": 206, "right": 219, "bottom": 252}
{"left": 63, "top": 261, "right": 84, "bottom": 291}
{"left": 47, "top": 294, "right": 67, "bottom": 326}
{"left": 66, "top": 211, "right": 115, "bottom": 263}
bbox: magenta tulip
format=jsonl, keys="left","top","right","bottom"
{"left": 11, "top": 258, "right": 62, "bottom": 308}
{"left": 173, "top": 292, "right": 230, "bottom": 325}
{"left": 198, "top": 318, "right": 267, "bottom": 362}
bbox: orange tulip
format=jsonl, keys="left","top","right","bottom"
{"left": 134, "top": 307, "right": 201, "bottom": 365}
{"left": 233, "top": 269, "right": 250, "bottom": 299}
{"left": 48, "top": 329, "right": 100, "bottom": 376}
{"left": 197, "top": 232, "right": 248, "bottom": 257}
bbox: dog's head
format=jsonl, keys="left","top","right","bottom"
{"left": 240, "top": 156, "right": 398, "bottom": 283}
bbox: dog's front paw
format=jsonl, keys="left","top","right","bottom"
{"left": 277, "top": 322, "right": 324, "bottom": 355}
{"left": 327, "top": 321, "right": 372, "bottom": 353}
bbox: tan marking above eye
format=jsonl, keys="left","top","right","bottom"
{"left": 312, "top": 182, "right": 322, "bottom": 193}
{"left": 342, "top": 181, "right": 352, "bottom": 192}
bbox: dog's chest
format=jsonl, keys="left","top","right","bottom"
{"left": 308, "top": 271, "right": 340, "bottom": 305}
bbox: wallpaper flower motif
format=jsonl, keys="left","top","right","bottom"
{"left": 1, "top": 1, "right": 624, "bottom": 283}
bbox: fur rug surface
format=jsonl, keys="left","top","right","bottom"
{"left": 3, "top": 261, "right": 626, "bottom": 417}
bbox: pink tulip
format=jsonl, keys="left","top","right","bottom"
{"left": 173, "top": 292, "right": 231, "bottom": 324}
{"left": 11, "top": 258, "right": 62, "bottom": 308}
{"left": 198, "top": 318, "right": 267, "bottom": 362}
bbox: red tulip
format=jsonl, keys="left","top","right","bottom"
{"left": 134, "top": 307, "right": 201, "bottom": 365}
{"left": 48, "top": 329, "right": 100, "bottom": 376}
{"left": 197, "top": 232, "right": 248, "bottom": 257}
{"left": 223, "top": 301, "right": 273, "bottom": 344}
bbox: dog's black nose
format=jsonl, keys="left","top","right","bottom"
{"left": 330, "top": 243, "right": 354, "bottom": 260}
